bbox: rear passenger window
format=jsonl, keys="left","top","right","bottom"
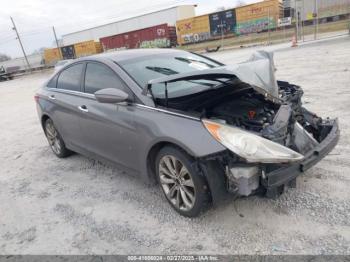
{"left": 57, "top": 63, "right": 84, "bottom": 92}
{"left": 47, "top": 74, "right": 58, "bottom": 88}
{"left": 84, "top": 63, "right": 125, "bottom": 94}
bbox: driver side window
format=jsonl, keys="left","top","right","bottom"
{"left": 84, "top": 62, "right": 126, "bottom": 94}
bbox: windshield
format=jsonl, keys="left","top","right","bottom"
{"left": 118, "top": 52, "right": 225, "bottom": 98}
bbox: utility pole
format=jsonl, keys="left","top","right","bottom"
{"left": 219, "top": 20, "right": 224, "bottom": 49}
{"left": 283, "top": 4, "right": 287, "bottom": 42}
{"left": 301, "top": 0, "right": 305, "bottom": 41}
{"left": 52, "top": 26, "right": 62, "bottom": 60}
{"left": 10, "top": 17, "right": 31, "bottom": 70}
{"left": 295, "top": 0, "right": 299, "bottom": 41}
{"left": 315, "top": 0, "right": 319, "bottom": 40}
{"left": 316, "top": 0, "right": 318, "bottom": 38}
{"left": 267, "top": 7, "right": 271, "bottom": 45}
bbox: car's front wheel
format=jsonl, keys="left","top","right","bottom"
{"left": 44, "top": 118, "right": 72, "bottom": 158}
{"left": 156, "top": 146, "right": 210, "bottom": 217}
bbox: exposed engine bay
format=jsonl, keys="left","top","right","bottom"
{"left": 156, "top": 80, "right": 312, "bottom": 147}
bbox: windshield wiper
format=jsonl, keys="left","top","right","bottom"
{"left": 145, "top": 66, "right": 178, "bottom": 75}
{"left": 145, "top": 66, "right": 219, "bottom": 87}
{"left": 175, "top": 57, "right": 216, "bottom": 68}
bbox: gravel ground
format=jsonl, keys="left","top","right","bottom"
{"left": 0, "top": 36, "right": 349, "bottom": 255}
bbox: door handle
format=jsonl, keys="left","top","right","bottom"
{"left": 49, "top": 95, "right": 56, "bottom": 100}
{"left": 78, "top": 105, "right": 89, "bottom": 113}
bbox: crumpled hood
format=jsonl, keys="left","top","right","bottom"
{"left": 143, "top": 50, "right": 280, "bottom": 101}
{"left": 224, "top": 50, "right": 279, "bottom": 98}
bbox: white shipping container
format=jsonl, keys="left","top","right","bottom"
{"left": 0, "top": 53, "right": 43, "bottom": 71}
{"left": 293, "top": 0, "right": 350, "bottom": 21}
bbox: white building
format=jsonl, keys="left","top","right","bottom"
{"left": 62, "top": 5, "right": 195, "bottom": 46}
{"left": 287, "top": 0, "right": 350, "bottom": 20}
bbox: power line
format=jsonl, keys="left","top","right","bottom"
{"left": 0, "top": 35, "right": 16, "bottom": 42}
{"left": 0, "top": 38, "right": 16, "bottom": 46}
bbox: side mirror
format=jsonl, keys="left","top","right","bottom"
{"left": 94, "top": 88, "right": 129, "bottom": 104}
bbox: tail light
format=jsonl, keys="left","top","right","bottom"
{"left": 34, "top": 95, "right": 40, "bottom": 103}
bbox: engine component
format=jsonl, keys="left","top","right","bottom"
{"left": 262, "top": 104, "right": 292, "bottom": 145}
{"left": 209, "top": 93, "right": 277, "bottom": 132}
{"left": 226, "top": 166, "right": 260, "bottom": 196}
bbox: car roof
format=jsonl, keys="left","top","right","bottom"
{"left": 84, "top": 48, "right": 188, "bottom": 63}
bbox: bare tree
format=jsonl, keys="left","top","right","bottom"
{"left": 0, "top": 53, "right": 11, "bottom": 62}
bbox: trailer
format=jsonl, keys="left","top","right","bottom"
{"left": 100, "top": 24, "right": 177, "bottom": 51}
{"left": 0, "top": 66, "right": 20, "bottom": 81}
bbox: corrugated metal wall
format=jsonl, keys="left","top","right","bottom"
{"left": 62, "top": 5, "right": 195, "bottom": 46}
{"left": 176, "top": 15, "right": 211, "bottom": 45}
{"left": 100, "top": 24, "right": 176, "bottom": 51}
{"left": 235, "top": 0, "right": 283, "bottom": 35}
{"left": 176, "top": 0, "right": 284, "bottom": 44}
{"left": 209, "top": 9, "right": 237, "bottom": 37}
{"left": 44, "top": 40, "right": 103, "bottom": 64}
{"left": 44, "top": 48, "right": 61, "bottom": 65}
{"left": 74, "top": 41, "right": 102, "bottom": 58}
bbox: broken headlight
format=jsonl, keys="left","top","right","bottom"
{"left": 203, "top": 119, "right": 304, "bottom": 163}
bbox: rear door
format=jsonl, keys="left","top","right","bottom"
{"left": 51, "top": 63, "right": 87, "bottom": 148}
{"left": 78, "top": 61, "right": 139, "bottom": 170}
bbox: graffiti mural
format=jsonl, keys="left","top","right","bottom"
{"left": 181, "top": 32, "right": 211, "bottom": 44}
{"left": 156, "top": 28, "right": 166, "bottom": 37}
{"left": 235, "top": 17, "right": 276, "bottom": 35}
{"left": 140, "top": 38, "right": 170, "bottom": 48}
{"left": 176, "top": 15, "right": 211, "bottom": 45}
{"left": 209, "top": 9, "right": 236, "bottom": 37}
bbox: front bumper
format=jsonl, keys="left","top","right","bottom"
{"left": 263, "top": 118, "right": 340, "bottom": 193}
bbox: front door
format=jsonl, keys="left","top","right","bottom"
{"left": 78, "top": 62, "right": 139, "bottom": 170}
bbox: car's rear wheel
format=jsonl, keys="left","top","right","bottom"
{"left": 44, "top": 118, "right": 72, "bottom": 158}
{"left": 156, "top": 146, "right": 210, "bottom": 217}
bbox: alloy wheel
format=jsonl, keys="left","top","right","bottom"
{"left": 45, "top": 120, "right": 62, "bottom": 155}
{"left": 158, "top": 155, "right": 196, "bottom": 211}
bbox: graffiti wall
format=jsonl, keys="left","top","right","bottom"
{"left": 235, "top": 17, "right": 276, "bottom": 35}
{"left": 176, "top": 0, "right": 283, "bottom": 45}
{"left": 181, "top": 32, "right": 211, "bottom": 44}
{"left": 140, "top": 38, "right": 170, "bottom": 48}
{"left": 176, "top": 15, "right": 211, "bottom": 45}
{"left": 209, "top": 9, "right": 237, "bottom": 37}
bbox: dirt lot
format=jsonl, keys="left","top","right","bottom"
{"left": 0, "top": 36, "right": 349, "bottom": 255}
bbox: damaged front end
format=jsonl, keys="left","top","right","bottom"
{"left": 200, "top": 81, "right": 339, "bottom": 199}
{"left": 144, "top": 51, "right": 340, "bottom": 200}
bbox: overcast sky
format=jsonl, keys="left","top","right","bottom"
{"left": 0, "top": 0, "right": 257, "bottom": 58}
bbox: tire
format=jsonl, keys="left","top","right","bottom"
{"left": 44, "top": 118, "right": 72, "bottom": 158}
{"left": 155, "top": 146, "right": 211, "bottom": 217}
